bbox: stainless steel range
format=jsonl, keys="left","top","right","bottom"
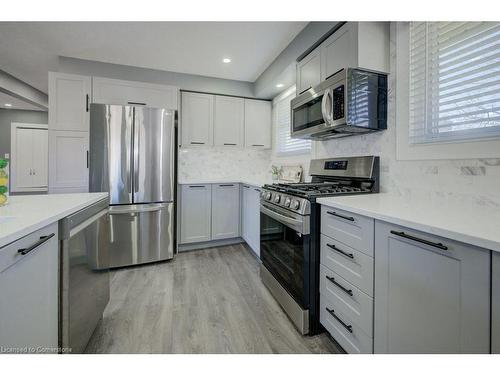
{"left": 259, "top": 156, "right": 379, "bottom": 335}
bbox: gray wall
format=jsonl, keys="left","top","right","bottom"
{"left": 58, "top": 56, "right": 256, "bottom": 98}
{"left": 0, "top": 108, "right": 48, "bottom": 159}
{"left": 254, "top": 22, "right": 339, "bottom": 99}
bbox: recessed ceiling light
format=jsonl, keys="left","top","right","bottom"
{"left": 4, "top": 103, "right": 12, "bottom": 107}
{"left": 222, "top": 58, "right": 231, "bottom": 63}
{"left": 276, "top": 83, "right": 284, "bottom": 88}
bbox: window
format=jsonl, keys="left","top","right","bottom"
{"left": 409, "top": 22, "right": 500, "bottom": 144}
{"left": 273, "top": 86, "right": 311, "bottom": 155}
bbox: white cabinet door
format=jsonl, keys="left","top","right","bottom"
{"left": 14, "top": 127, "right": 34, "bottom": 189}
{"left": 48, "top": 72, "right": 91, "bottom": 132}
{"left": 241, "top": 185, "right": 251, "bottom": 243}
{"left": 48, "top": 130, "right": 89, "bottom": 193}
{"left": 244, "top": 99, "right": 271, "bottom": 149}
{"left": 211, "top": 183, "right": 240, "bottom": 240}
{"left": 180, "top": 184, "right": 212, "bottom": 244}
{"left": 0, "top": 223, "right": 58, "bottom": 350}
{"left": 214, "top": 96, "right": 244, "bottom": 147}
{"left": 31, "top": 128, "right": 48, "bottom": 188}
{"left": 181, "top": 92, "right": 214, "bottom": 147}
{"left": 297, "top": 49, "right": 321, "bottom": 95}
{"left": 374, "top": 220, "right": 491, "bottom": 354}
{"left": 320, "top": 23, "right": 357, "bottom": 81}
{"left": 241, "top": 184, "right": 261, "bottom": 256}
{"left": 92, "top": 77, "right": 179, "bottom": 109}
{"left": 493, "top": 252, "right": 500, "bottom": 354}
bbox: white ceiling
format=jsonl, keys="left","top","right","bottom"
{"left": 0, "top": 22, "right": 307, "bottom": 93}
{"left": 0, "top": 91, "right": 46, "bottom": 111}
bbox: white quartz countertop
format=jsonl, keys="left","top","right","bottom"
{"left": 317, "top": 193, "right": 500, "bottom": 253}
{"left": 0, "top": 193, "right": 109, "bottom": 248}
{"left": 178, "top": 178, "right": 273, "bottom": 188}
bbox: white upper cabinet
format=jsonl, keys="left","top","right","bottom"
{"left": 320, "top": 22, "right": 390, "bottom": 81}
{"left": 296, "top": 49, "right": 321, "bottom": 95}
{"left": 48, "top": 72, "right": 91, "bottom": 132}
{"left": 244, "top": 99, "right": 271, "bottom": 149}
{"left": 48, "top": 130, "right": 89, "bottom": 194}
{"left": 92, "top": 77, "right": 179, "bottom": 110}
{"left": 11, "top": 126, "right": 48, "bottom": 192}
{"left": 214, "top": 96, "right": 244, "bottom": 147}
{"left": 181, "top": 92, "right": 214, "bottom": 147}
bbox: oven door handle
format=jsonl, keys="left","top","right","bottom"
{"left": 321, "top": 88, "right": 333, "bottom": 125}
{"left": 260, "top": 204, "right": 307, "bottom": 234}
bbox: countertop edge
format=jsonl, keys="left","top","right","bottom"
{"left": 0, "top": 193, "right": 108, "bottom": 249}
{"left": 317, "top": 196, "right": 500, "bottom": 253}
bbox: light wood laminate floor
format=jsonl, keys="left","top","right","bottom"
{"left": 85, "top": 244, "right": 340, "bottom": 354}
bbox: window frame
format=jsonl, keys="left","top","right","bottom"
{"left": 396, "top": 22, "right": 500, "bottom": 160}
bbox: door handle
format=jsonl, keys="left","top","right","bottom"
{"left": 86, "top": 151, "right": 89, "bottom": 169}
{"left": 109, "top": 204, "right": 165, "bottom": 215}
{"left": 390, "top": 230, "right": 448, "bottom": 250}
{"left": 321, "top": 88, "right": 333, "bottom": 125}
{"left": 18, "top": 233, "right": 55, "bottom": 256}
{"left": 86, "top": 94, "right": 89, "bottom": 112}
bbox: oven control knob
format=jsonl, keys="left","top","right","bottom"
{"left": 284, "top": 197, "right": 291, "bottom": 207}
{"left": 292, "top": 200, "right": 301, "bottom": 210}
{"left": 265, "top": 192, "right": 272, "bottom": 200}
{"left": 274, "top": 194, "right": 281, "bottom": 203}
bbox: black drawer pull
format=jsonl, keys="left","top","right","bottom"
{"left": 219, "top": 184, "right": 234, "bottom": 187}
{"left": 326, "top": 243, "right": 354, "bottom": 259}
{"left": 326, "top": 275, "right": 353, "bottom": 296}
{"left": 390, "top": 230, "right": 448, "bottom": 251}
{"left": 18, "top": 233, "right": 55, "bottom": 256}
{"left": 326, "top": 307, "right": 352, "bottom": 333}
{"left": 127, "top": 101, "right": 146, "bottom": 106}
{"left": 223, "top": 143, "right": 237, "bottom": 146}
{"left": 254, "top": 188, "right": 261, "bottom": 192}
{"left": 243, "top": 185, "right": 250, "bottom": 189}
{"left": 86, "top": 94, "right": 89, "bottom": 112}
{"left": 190, "top": 142, "right": 205, "bottom": 145}
{"left": 252, "top": 144, "right": 265, "bottom": 147}
{"left": 327, "top": 211, "right": 355, "bottom": 222}
{"left": 188, "top": 185, "right": 206, "bottom": 188}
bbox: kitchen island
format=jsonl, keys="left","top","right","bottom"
{"left": 0, "top": 193, "right": 108, "bottom": 353}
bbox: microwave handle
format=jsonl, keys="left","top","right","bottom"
{"left": 321, "top": 88, "right": 333, "bottom": 125}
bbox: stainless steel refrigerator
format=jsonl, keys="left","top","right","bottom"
{"left": 89, "top": 104, "right": 176, "bottom": 268}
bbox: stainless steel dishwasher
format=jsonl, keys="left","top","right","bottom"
{"left": 59, "top": 197, "right": 110, "bottom": 353}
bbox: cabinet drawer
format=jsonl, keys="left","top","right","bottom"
{"left": 321, "top": 206, "right": 374, "bottom": 256}
{"left": 0, "top": 223, "right": 58, "bottom": 272}
{"left": 320, "top": 265, "right": 373, "bottom": 337}
{"left": 320, "top": 296, "right": 373, "bottom": 354}
{"left": 320, "top": 234, "right": 374, "bottom": 296}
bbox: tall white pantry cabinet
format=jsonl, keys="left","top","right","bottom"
{"left": 48, "top": 72, "right": 179, "bottom": 193}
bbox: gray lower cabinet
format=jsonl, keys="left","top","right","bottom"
{"left": 180, "top": 184, "right": 212, "bottom": 244}
{"left": 241, "top": 184, "right": 261, "bottom": 256}
{"left": 374, "top": 220, "right": 491, "bottom": 354}
{"left": 0, "top": 223, "right": 59, "bottom": 351}
{"left": 492, "top": 251, "right": 500, "bottom": 354}
{"left": 211, "top": 183, "right": 240, "bottom": 240}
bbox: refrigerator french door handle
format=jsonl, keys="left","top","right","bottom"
{"left": 133, "top": 109, "right": 140, "bottom": 195}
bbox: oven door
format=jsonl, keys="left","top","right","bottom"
{"left": 259, "top": 202, "right": 310, "bottom": 308}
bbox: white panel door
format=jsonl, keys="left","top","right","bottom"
{"left": 320, "top": 23, "right": 357, "bottom": 81}
{"left": 374, "top": 220, "right": 491, "bottom": 354}
{"left": 92, "top": 76, "right": 179, "bottom": 109}
{"left": 181, "top": 92, "right": 214, "bottom": 147}
{"left": 244, "top": 99, "right": 271, "bottom": 149}
{"left": 241, "top": 185, "right": 251, "bottom": 243}
{"left": 48, "top": 72, "right": 91, "bottom": 132}
{"left": 31, "top": 128, "right": 48, "bottom": 187}
{"left": 297, "top": 49, "right": 321, "bottom": 94}
{"left": 48, "top": 130, "right": 89, "bottom": 193}
{"left": 180, "top": 184, "right": 212, "bottom": 244}
{"left": 247, "top": 186, "right": 261, "bottom": 256}
{"left": 214, "top": 96, "right": 244, "bottom": 147}
{"left": 211, "top": 183, "right": 240, "bottom": 240}
{"left": 14, "top": 127, "right": 34, "bottom": 189}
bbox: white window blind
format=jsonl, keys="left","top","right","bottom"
{"left": 409, "top": 22, "right": 500, "bottom": 144}
{"left": 274, "top": 86, "right": 311, "bottom": 155}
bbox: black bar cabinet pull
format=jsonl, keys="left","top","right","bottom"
{"left": 252, "top": 144, "right": 265, "bottom": 147}
{"left": 219, "top": 184, "right": 234, "bottom": 187}
{"left": 327, "top": 211, "right": 355, "bottom": 222}
{"left": 18, "top": 233, "right": 55, "bottom": 256}
{"left": 127, "top": 101, "right": 146, "bottom": 106}
{"left": 86, "top": 94, "right": 89, "bottom": 112}
{"left": 189, "top": 185, "right": 205, "bottom": 188}
{"left": 326, "top": 275, "right": 353, "bottom": 296}
{"left": 223, "top": 143, "right": 237, "bottom": 146}
{"left": 190, "top": 142, "right": 205, "bottom": 145}
{"left": 390, "top": 230, "right": 448, "bottom": 250}
{"left": 326, "top": 243, "right": 354, "bottom": 259}
{"left": 254, "top": 189, "right": 261, "bottom": 192}
{"left": 326, "top": 308, "right": 352, "bottom": 333}
{"left": 86, "top": 150, "right": 89, "bottom": 169}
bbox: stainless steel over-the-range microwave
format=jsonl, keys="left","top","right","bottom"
{"left": 291, "top": 68, "right": 388, "bottom": 140}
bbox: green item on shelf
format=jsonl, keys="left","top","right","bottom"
{"left": 0, "top": 185, "right": 7, "bottom": 194}
{"left": 0, "top": 158, "right": 7, "bottom": 169}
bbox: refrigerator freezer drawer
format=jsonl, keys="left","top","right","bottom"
{"left": 108, "top": 203, "right": 174, "bottom": 268}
